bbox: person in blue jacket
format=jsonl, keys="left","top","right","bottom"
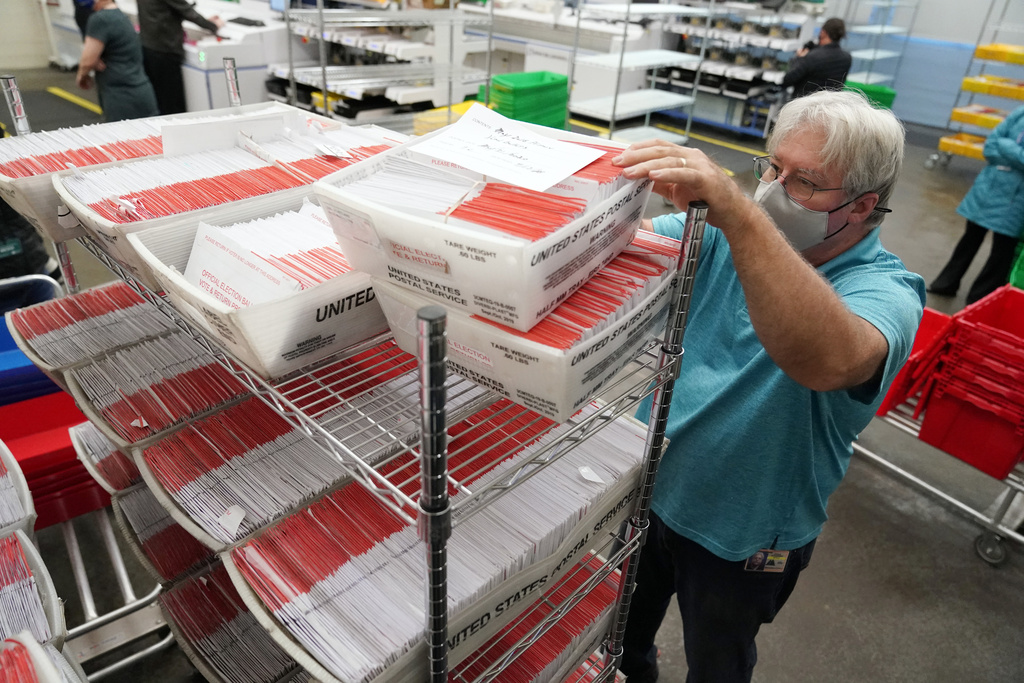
{"left": 610, "top": 90, "right": 925, "bottom": 683}
{"left": 928, "top": 105, "right": 1024, "bottom": 304}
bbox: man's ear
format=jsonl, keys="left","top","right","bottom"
{"left": 848, "top": 192, "right": 879, "bottom": 224}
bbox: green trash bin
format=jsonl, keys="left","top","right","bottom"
{"left": 844, "top": 81, "right": 897, "bottom": 109}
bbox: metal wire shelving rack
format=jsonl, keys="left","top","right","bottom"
{"left": 278, "top": 4, "right": 494, "bottom": 120}
{"left": 2, "top": 53, "right": 707, "bottom": 675}
{"left": 66, "top": 187, "right": 706, "bottom": 681}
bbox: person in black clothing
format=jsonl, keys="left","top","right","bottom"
{"left": 73, "top": 0, "right": 94, "bottom": 38}
{"left": 782, "top": 18, "right": 852, "bottom": 98}
{"left": 137, "top": 0, "right": 225, "bottom": 115}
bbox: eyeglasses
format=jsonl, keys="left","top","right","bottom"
{"left": 752, "top": 156, "right": 845, "bottom": 202}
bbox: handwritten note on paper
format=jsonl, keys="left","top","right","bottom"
{"left": 411, "top": 103, "right": 605, "bottom": 192}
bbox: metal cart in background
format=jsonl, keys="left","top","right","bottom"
{"left": 861, "top": 402, "right": 1024, "bottom": 566}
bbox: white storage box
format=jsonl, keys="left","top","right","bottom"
{"left": 375, "top": 274, "right": 676, "bottom": 422}
{"left": 75, "top": 189, "right": 314, "bottom": 290}
{"left": 52, "top": 115, "right": 398, "bottom": 289}
{"left": 0, "top": 635, "right": 63, "bottom": 683}
{"left": 314, "top": 127, "right": 652, "bottom": 332}
{"left": 0, "top": 102, "right": 329, "bottom": 243}
{"left": 373, "top": 232, "right": 680, "bottom": 422}
{"left": 4, "top": 313, "right": 69, "bottom": 393}
{"left": 126, "top": 198, "right": 390, "bottom": 379}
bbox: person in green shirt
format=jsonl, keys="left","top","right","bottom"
{"left": 76, "top": 0, "right": 159, "bottom": 122}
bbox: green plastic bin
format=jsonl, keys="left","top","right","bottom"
{"left": 1009, "top": 241, "right": 1024, "bottom": 290}
{"left": 478, "top": 71, "right": 569, "bottom": 127}
{"left": 844, "top": 81, "right": 897, "bottom": 110}
{"left": 491, "top": 71, "right": 568, "bottom": 98}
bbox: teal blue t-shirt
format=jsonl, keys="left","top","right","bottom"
{"left": 640, "top": 215, "right": 925, "bottom": 561}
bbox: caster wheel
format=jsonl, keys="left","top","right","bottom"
{"left": 940, "top": 153, "right": 952, "bottom": 167}
{"left": 975, "top": 533, "right": 1007, "bottom": 566}
{"left": 924, "top": 156, "right": 937, "bottom": 170}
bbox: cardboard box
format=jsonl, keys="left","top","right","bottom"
{"left": 372, "top": 235, "right": 680, "bottom": 422}
{"left": 314, "top": 126, "right": 652, "bottom": 332}
{"left": 126, "top": 198, "right": 390, "bottom": 380}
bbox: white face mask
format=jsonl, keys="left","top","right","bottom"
{"left": 753, "top": 180, "right": 855, "bottom": 252}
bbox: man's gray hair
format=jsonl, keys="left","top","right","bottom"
{"left": 767, "top": 89, "right": 905, "bottom": 227}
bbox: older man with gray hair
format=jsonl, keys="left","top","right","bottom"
{"left": 610, "top": 90, "right": 925, "bottom": 682}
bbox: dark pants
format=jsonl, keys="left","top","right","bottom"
{"left": 931, "top": 220, "right": 1019, "bottom": 305}
{"left": 620, "top": 514, "right": 816, "bottom": 683}
{"left": 74, "top": 4, "right": 92, "bottom": 38}
{"left": 143, "top": 47, "right": 187, "bottom": 115}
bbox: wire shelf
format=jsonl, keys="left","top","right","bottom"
{"left": 75, "top": 187, "right": 704, "bottom": 683}
{"left": 286, "top": 9, "right": 493, "bottom": 28}
{"left": 76, "top": 236, "right": 671, "bottom": 531}
{"left": 450, "top": 529, "right": 638, "bottom": 683}
{"left": 281, "top": 64, "right": 489, "bottom": 96}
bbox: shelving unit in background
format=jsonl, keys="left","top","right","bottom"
{"left": 271, "top": 4, "right": 492, "bottom": 126}
{"left": 927, "top": 0, "right": 1023, "bottom": 169}
{"left": 569, "top": 3, "right": 711, "bottom": 143}
{"left": 658, "top": 1, "right": 821, "bottom": 138}
{"left": 843, "top": 0, "right": 919, "bottom": 87}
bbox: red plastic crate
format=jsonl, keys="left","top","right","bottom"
{"left": 33, "top": 479, "right": 110, "bottom": 529}
{"left": 919, "top": 379, "right": 1024, "bottom": 480}
{"left": 948, "top": 324, "right": 1024, "bottom": 368}
{"left": 0, "top": 392, "right": 111, "bottom": 528}
{"left": 876, "top": 307, "right": 954, "bottom": 415}
{"left": 940, "top": 363, "right": 1024, "bottom": 406}
{"left": 953, "top": 284, "right": 1024, "bottom": 354}
{"left": 943, "top": 345, "right": 1024, "bottom": 386}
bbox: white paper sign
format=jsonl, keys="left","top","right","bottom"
{"left": 411, "top": 103, "right": 604, "bottom": 192}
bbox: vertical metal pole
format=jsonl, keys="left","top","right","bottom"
{"left": 317, "top": 0, "right": 330, "bottom": 116}
{"left": 602, "top": 201, "right": 707, "bottom": 673}
{"left": 61, "top": 520, "right": 99, "bottom": 622}
{"left": 417, "top": 305, "right": 450, "bottom": 683}
{"left": 446, "top": 13, "right": 455, "bottom": 124}
{"left": 484, "top": 0, "right": 495, "bottom": 107}
{"left": 223, "top": 57, "right": 242, "bottom": 107}
{"left": 608, "top": 5, "right": 632, "bottom": 139}
{"left": 55, "top": 242, "right": 79, "bottom": 294}
{"left": 685, "top": 1, "right": 714, "bottom": 144}
{"left": 568, "top": 0, "right": 584, "bottom": 127}
{"left": 285, "top": 0, "right": 297, "bottom": 106}
{"left": 643, "top": 68, "right": 656, "bottom": 130}
{"left": 97, "top": 510, "right": 137, "bottom": 603}
{"left": 1, "top": 75, "right": 31, "bottom": 136}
